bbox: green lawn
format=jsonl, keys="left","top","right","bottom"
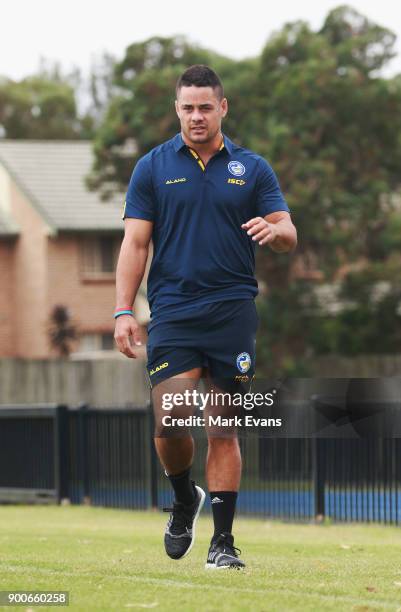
{"left": 1, "top": 505, "right": 401, "bottom": 611}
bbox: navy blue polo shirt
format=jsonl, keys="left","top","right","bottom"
{"left": 123, "top": 133, "right": 290, "bottom": 324}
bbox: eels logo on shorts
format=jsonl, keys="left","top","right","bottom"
{"left": 236, "top": 352, "right": 251, "bottom": 373}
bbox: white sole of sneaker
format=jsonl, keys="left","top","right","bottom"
{"left": 181, "top": 485, "right": 206, "bottom": 559}
{"left": 204, "top": 563, "right": 244, "bottom": 570}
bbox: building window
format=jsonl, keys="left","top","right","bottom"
{"left": 81, "top": 235, "right": 121, "bottom": 277}
{"left": 79, "top": 333, "right": 115, "bottom": 352}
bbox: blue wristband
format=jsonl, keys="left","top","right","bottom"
{"left": 113, "top": 310, "right": 134, "bottom": 319}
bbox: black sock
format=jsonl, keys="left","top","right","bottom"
{"left": 210, "top": 491, "right": 238, "bottom": 539}
{"left": 168, "top": 468, "right": 195, "bottom": 505}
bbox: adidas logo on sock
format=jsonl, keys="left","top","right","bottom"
{"left": 211, "top": 496, "right": 223, "bottom": 504}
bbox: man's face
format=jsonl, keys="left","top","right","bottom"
{"left": 175, "top": 86, "right": 228, "bottom": 145}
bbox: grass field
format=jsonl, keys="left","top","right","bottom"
{"left": 1, "top": 505, "right": 401, "bottom": 611}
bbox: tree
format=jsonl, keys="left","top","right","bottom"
{"left": 88, "top": 52, "right": 117, "bottom": 124}
{"left": 89, "top": 8, "right": 401, "bottom": 374}
{"left": 0, "top": 76, "right": 78, "bottom": 139}
{"left": 48, "top": 306, "right": 78, "bottom": 357}
{"left": 0, "top": 61, "right": 96, "bottom": 140}
{"left": 251, "top": 7, "right": 401, "bottom": 373}
{"left": 320, "top": 5, "right": 396, "bottom": 73}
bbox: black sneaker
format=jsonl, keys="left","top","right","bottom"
{"left": 163, "top": 483, "right": 205, "bottom": 560}
{"left": 205, "top": 532, "right": 245, "bottom": 570}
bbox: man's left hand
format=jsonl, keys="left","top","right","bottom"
{"left": 241, "top": 217, "right": 277, "bottom": 246}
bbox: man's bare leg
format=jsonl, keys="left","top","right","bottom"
{"left": 206, "top": 436, "right": 241, "bottom": 492}
{"left": 152, "top": 367, "right": 206, "bottom": 560}
{"left": 203, "top": 375, "right": 245, "bottom": 568}
{"left": 152, "top": 366, "right": 202, "bottom": 475}
{"left": 203, "top": 373, "right": 242, "bottom": 491}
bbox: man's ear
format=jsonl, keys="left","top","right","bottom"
{"left": 221, "top": 97, "right": 228, "bottom": 118}
{"left": 175, "top": 99, "right": 180, "bottom": 118}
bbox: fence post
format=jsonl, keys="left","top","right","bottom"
{"left": 78, "top": 403, "right": 90, "bottom": 504}
{"left": 312, "top": 437, "right": 326, "bottom": 521}
{"left": 54, "top": 404, "right": 70, "bottom": 504}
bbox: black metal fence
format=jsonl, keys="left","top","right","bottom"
{"left": 0, "top": 405, "right": 69, "bottom": 503}
{"left": 1, "top": 403, "right": 401, "bottom": 523}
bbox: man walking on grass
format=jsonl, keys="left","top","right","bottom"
{"left": 114, "top": 65, "right": 297, "bottom": 569}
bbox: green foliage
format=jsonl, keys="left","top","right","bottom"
{"left": 307, "top": 256, "right": 401, "bottom": 356}
{"left": 256, "top": 281, "right": 319, "bottom": 376}
{"left": 0, "top": 74, "right": 90, "bottom": 139}
{"left": 252, "top": 6, "right": 401, "bottom": 371}
{"left": 256, "top": 12, "right": 401, "bottom": 272}
{"left": 321, "top": 5, "right": 396, "bottom": 73}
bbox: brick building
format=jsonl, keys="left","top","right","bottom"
{"left": 0, "top": 140, "right": 150, "bottom": 358}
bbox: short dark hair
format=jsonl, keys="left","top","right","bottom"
{"left": 176, "top": 65, "right": 224, "bottom": 99}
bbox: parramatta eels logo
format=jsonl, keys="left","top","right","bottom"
{"left": 228, "top": 161, "right": 245, "bottom": 176}
{"left": 236, "top": 352, "right": 251, "bottom": 374}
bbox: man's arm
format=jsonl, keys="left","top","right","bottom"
{"left": 114, "top": 218, "right": 153, "bottom": 358}
{"left": 241, "top": 211, "right": 297, "bottom": 253}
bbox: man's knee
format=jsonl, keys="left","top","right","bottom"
{"left": 207, "top": 436, "right": 239, "bottom": 449}
{"left": 151, "top": 373, "right": 201, "bottom": 436}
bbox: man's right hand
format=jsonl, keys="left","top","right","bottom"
{"left": 114, "top": 315, "right": 142, "bottom": 358}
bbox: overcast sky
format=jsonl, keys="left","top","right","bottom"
{"left": 2, "top": 0, "right": 401, "bottom": 80}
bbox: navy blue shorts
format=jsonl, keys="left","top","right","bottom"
{"left": 146, "top": 299, "right": 258, "bottom": 390}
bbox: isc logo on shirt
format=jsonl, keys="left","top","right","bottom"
{"left": 227, "top": 178, "right": 246, "bottom": 186}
